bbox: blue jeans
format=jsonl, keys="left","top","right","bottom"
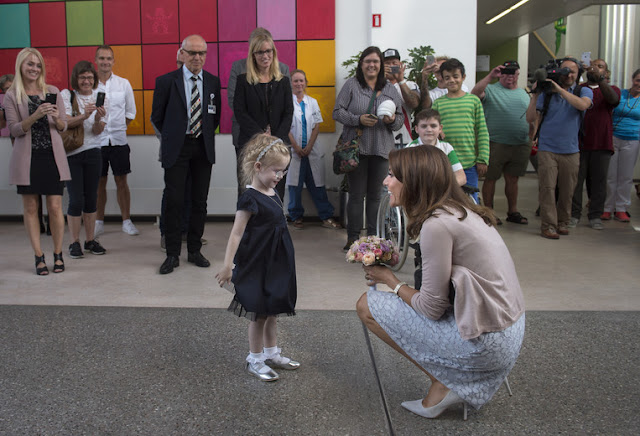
{"left": 288, "top": 157, "right": 334, "bottom": 221}
{"left": 464, "top": 165, "right": 479, "bottom": 203}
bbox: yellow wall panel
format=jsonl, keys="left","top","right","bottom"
{"left": 306, "top": 86, "right": 335, "bottom": 133}
{"left": 296, "top": 40, "right": 335, "bottom": 87}
{"left": 112, "top": 45, "right": 143, "bottom": 90}
{"left": 126, "top": 90, "right": 144, "bottom": 135}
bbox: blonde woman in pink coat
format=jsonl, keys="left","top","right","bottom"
{"left": 4, "top": 48, "right": 71, "bottom": 275}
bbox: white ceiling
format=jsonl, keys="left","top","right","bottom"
{"left": 477, "top": 0, "right": 640, "bottom": 53}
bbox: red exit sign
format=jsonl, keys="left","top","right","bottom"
{"left": 372, "top": 14, "right": 381, "bottom": 27}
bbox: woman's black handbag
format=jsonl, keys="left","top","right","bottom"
{"left": 332, "top": 90, "right": 377, "bottom": 175}
{"left": 332, "top": 128, "right": 362, "bottom": 174}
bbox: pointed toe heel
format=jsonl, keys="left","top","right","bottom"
{"left": 401, "top": 390, "right": 467, "bottom": 420}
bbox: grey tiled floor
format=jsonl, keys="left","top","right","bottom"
{"left": 0, "top": 174, "right": 639, "bottom": 434}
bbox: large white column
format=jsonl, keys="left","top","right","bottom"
{"left": 600, "top": 4, "right": 640, "bottom": 89}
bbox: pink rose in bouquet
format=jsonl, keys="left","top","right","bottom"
{"left": 346, "top": 236, "right": 399, "bottom": 290}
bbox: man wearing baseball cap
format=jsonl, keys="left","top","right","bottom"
{"left": 472, "top": 60, "right": 534, "bottom": 226}
{"left": 383, "top": 48, "right": 420, "bottom": 145}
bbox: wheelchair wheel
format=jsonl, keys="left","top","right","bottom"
{"left": 376, "top": 194, "right": 409, "bottom": 272}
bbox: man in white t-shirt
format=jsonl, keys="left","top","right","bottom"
{"left": 93, "top": 45, "right": 139, "bottom": 237}
{"left": 382, "top": 48, "right": 420, "bottom": 145}
{"left": 420, "top": 55, "right": 469, "bottom": 109}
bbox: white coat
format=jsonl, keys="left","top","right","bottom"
{"left": 285, "top": 94, "right": 325, "bottom": 187}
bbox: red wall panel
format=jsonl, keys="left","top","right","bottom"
{"left": 297, "top": 0, "right": 335, "bottom": 40}
{"left": 29, "top": 2, "right": 67, "bottom": 48}
{"left": 103, "top": 0, "right": 141, "bottom": 44}
{"left": 141, "top": 0, "right": 179, "bottom": 44}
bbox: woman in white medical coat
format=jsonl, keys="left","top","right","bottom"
{"left": 286, "top": 69, "right": 341, "bottom": 230}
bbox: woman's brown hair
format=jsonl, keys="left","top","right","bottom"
{"left": 70, "top": 60, "right": 98, "bottom": 92}
{"left": 389, "top": 146, "right": 496, "bottom": 239}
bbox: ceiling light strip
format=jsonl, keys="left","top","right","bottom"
{"left": 486, "top": 0, "right": 530, "bottom": 25}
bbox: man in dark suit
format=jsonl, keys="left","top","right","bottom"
{"left": 227, "top": 27, "right": 289, "bottom": 198}
{"left": 151, "top": 34, "right": 221, "bottom": 274}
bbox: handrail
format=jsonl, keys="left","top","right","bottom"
{"left": 532, "top": 31, "right": 556, "bottom": 59}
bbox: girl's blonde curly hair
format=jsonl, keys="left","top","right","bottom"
{"left": 241, "top": 133, "right": 290, "bottom": 185}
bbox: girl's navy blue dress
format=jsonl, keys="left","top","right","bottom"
{"left": 229, "top": 188, "right": 297, "bottom": 320}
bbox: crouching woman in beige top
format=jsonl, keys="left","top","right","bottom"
{"left": 357, "top": 145, "right": 525, "bottom": 419}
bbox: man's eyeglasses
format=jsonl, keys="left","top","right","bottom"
{"left": 254, "top": 49, "right": 273, "bottom": 57}
{"left": 182, "top": 49, "right": 207, "bottom": 57}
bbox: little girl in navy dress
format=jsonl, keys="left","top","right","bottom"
{"left": 216, "top": 134, "right": 299, "bottom": 382}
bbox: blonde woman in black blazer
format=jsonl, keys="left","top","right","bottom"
{"left": 233, "top": 33, "right": 293, "bottom": 197}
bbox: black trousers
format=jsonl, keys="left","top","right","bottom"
{"left": 571, "top": 150, "right": 611, "bottom": 220}
{"left": 164, "top": 136, "right": 212, "bottom": 256}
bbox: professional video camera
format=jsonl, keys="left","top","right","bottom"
{"left": 533, "top": 59, "right": 571, "bottom": 94}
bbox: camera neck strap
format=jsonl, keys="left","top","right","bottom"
{"left": 533, "top": 85, "right": 585, "bottom": 143}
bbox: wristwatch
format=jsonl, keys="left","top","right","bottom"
{"left": 392, "top": 282, "right": 407, "bottom": 294}
{"left": 399, "top": 79, "right": 407, "bottom": 85}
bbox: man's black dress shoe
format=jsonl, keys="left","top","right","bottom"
{"left": 188, "top": 251, "right": 210, "bottom": 267}
{"left": 159, "top": 256, "right": 180, "bottom": 274}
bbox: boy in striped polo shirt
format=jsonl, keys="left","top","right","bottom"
{"left": 407, "top": 109, "right": 467, "bottom": 186}
{"left": 431, "top": 59, "right": 489, "bottom": 201}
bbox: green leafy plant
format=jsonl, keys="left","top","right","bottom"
{"left": 340, "top": 45, "right": 438, "bottom": 90}
{"left": 406, "top": 45, "right": 438, "bottom": 90}
{"left": 341, "top": 52, "right": 362, "bottom": 79}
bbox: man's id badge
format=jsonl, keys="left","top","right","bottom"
{"left": 208, "top": 93, "right": 216, "bottom": 114}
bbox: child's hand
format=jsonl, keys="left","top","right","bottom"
{"left": 215, "top": 267, "right": 232, "bottom": 287}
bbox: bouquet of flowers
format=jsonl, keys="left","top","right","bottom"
{"left": 346, "top": 236, "right": 399, "bottom": 290}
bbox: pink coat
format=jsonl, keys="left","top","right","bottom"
{"left": 4, "top": 85, "right": 71, "bottom": 186}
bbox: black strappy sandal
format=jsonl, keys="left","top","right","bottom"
{"left": 35, "top": 254, "right": 49, "bottom": 276}
{"left": 506, "top": 211, "right": 528, "bottom": 225}
{"left": 53, "top": 252, "right": 65, "bottom": 273}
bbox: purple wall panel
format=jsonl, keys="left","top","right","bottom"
{"left": 218, "top": 0, "right": 256, "bottom": 42}
{"left": 275, "top": 41, "right": 296, "bottom": 72}
{"left": 257, "top": 0, "right": 295, "bottom": 41}
{"left": 203, "top": 43, "right": 219, "bottom": 78}
{"left": 219, "top": 42, "right": 248, "bottom": 89}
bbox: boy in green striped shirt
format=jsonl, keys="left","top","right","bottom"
{"left": 431, "top": 58, "right": 489, "bottom": 200}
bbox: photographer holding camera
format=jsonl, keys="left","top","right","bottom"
{"left": 472, "top": 61, "right": 533, "bottom": 225}
{"left": 383, "top": 49, "right": 420, "bottom": 145}
{"left": 526, "top": 57, "right": 593, "bottom": 240}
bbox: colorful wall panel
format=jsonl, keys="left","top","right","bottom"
{"left": 0, "top": 0, "right": 336, "bottom": 136}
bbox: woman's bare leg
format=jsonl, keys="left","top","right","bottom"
{"left": 357, "top": 292, "right": 451, "bottom": 407}
{"left": 23, "top": 194, "right": 44, "bottom": 262}
{"left": 46, "top": 195, "right": 64, "bottom": 258}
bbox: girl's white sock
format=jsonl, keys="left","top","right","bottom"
{"left": 247, "top": 352, "right": 264, "bottom": 364}
{"left": 263, "top": 346, "right": 279, "bottom": 357}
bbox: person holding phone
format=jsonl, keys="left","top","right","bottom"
{"left": 3, "top": 48, "right": 70, "bottom": 275}
{"left": 61, "top": 61, "right": 108, "bottom": 258}
{"left": 94, "top": 45, "right": 139, "bottom": 238}
{"left": 382, "top": 48, "right": 420, "bottom": 146}
{"left": 333, "top": 46, "right": 404, "bottom": 250}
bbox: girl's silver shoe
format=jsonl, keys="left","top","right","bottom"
{"left": 246, "top": 362, "right": 279, "bottom": 382}
{"left": 264, "top": 355, "right": 301, "bottom": 370}
{"left": 401, "top": 390, "right": 468, "bottom": 420}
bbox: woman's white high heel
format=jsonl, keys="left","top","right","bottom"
{"left": 401, "top": 390, "right": 468, "bottom": 420}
